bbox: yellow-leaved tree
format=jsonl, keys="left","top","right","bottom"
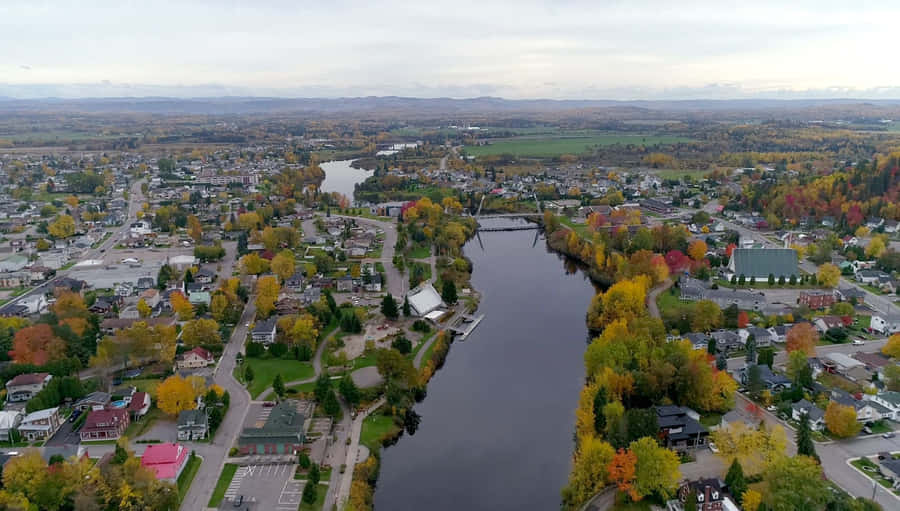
{"left": 824, "top": 401, "right": 861, "bottom": 438}
{"left": 156, "top": 375, "right": 199, "bottom": 416}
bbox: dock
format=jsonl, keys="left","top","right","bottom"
{"left": 448, "top": 313, "right": 485, "bottom": 340}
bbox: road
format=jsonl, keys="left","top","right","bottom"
{"left": 333, "top": 214, "right": 405, "bottom": 298}
{"left": 335, "top": 397, "right": 386, "bottom": 508}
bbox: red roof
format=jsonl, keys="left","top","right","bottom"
{"left": 185, "top": 347, "right": 213, "bottom": 361}
{"left": 7, "top": 372, "right": 49, "bottom": 386}
{"left": 82, "top": 408, "right": 128, "bottom": 431}
{"left": 128, "top": 392, "right": 149, "bottom": 412}
{"left": 141, "top": 443, "right": 188, "bottom": 480}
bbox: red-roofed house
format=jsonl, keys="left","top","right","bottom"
{"left": 128, "top": 391, "right": 151, "bottom": 419}
{"left": 140, "top": 442, "right": 190, "bottom": 481}
{"left": 80, "top": 409, "right": 129, "bottom": 442}
{"left": 175, "top": 347, "right": 215, "bottom": 369}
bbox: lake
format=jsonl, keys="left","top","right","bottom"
{"left": 320, "top": 159, "right": 373, "bottom": 205}
{"left": 374, "top": 223, "right": 596, "bottom": 510}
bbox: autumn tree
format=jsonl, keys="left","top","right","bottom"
{"left": 824, "top": 401, "right": 861, "bottom": 438}
{"left": 240, "top": 253, "right": 270, "bottom": 275}
{"left": 271, "top": 250, "right": 295, "bottom": 281}
{"left": 187, "top": 214, "right": 202, "bottom": 242}
{"left": 866, "top": 236, "right": 886, "bottom": 259}
{"left": 255, "top": 275, "right": 280, "bottom": 319}
{"left": 710, "top": 422, "right": 787, "bottom": 475}
{"left": 287, "top": 314, "right": 319, "bottom": 349}
{"left": 742, "top": 489, "right": 762, "bottom": 511}
{"left": 52, "top": 291, "right": 89, "bottom": 320}
{"left": 156, "top": 375, "right": 199, "bottom": 416}
{"left": 92, "top": 321, "right": 177, "bottom": 369}
{"left": 690, "top": 300, "right": 722, "bottom": 332}
{"left": 562, "top": 436, "right": 615, "bottom": 508}
{"left": 181, "top": 318, "right": 222, "bottom": 346}
{"left": 816, "top": 263, "right": 840, "bottom": 288}
{"left": 785, "top": 323, "right": 818, "bottom": 356}
{"left": 630, "top": 436, "right": 680, "bottom": 501}
{"left": 170, "top": 291, "right": 194, "bottom": 321}
{"left": 600, "top": 279, "right": 647, "bottom": 327}
{"left": 48, "top": 214, "right": 75, "bottom": 238}
{"left": 763, "top": 455, "right": 828, "bottom": 510}
{"left": 136, "top": 298, "right": 151, "bottom": 318}
{"left": 687, "top": 240, "right": 708, "bottom": 262}
{"left": 882, "top": 334, "right": 900, "bottom": 359}
{"left": 607, "top": 448, "right": 639, "bottom": 501}
{"left": 10, "top": 324, "right": 66, "bottom": 365}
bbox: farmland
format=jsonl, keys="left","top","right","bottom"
{"left": 463, "top": 134, "right": 693, "bottom": 158}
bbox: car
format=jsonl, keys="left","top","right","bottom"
{"left": 244, "top": 322, "right": 250, "bottom": 327}
{"left": 766, "top": 405, "right": 777, "bottom": 412}
{"left": 863, "top": 426, "right": 873, "bottom": 435}
{"left": 233, "top": 495, "right": 243, "bottom": 507}
{"left": 852, "top": 339, "right": 864, "bottom": 346}
{"left": 262, "top": 401, "right": 275, "bottom": 407}
{"left": 68, "top": 410, "right": 82, "bottom": 423}
{"left": 884, "top": 432, "right": 896, "bottom": 439}
{"left": 708, "top": 442, "right": 719, "bottom": 453}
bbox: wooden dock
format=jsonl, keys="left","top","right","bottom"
{"left": 448, "top": 313, "right": 485, "bottom": 340}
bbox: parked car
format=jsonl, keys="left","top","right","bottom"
{"left": 863, "top": 426, "right": 873, "bottom": 435}
{"left": 883, "top": 432, "right": 895, "bottom": 439}
{"left": 69, "top": 410, "right": 82, "bottom": 423}
{"left": 708, "top": 442, "right": 719, "bottom": 453}
{"left": 852, "top": 339, "right": 864, "bottom": 346}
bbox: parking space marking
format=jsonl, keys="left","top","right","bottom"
{"left": 224, "top": 466, "right": 251, "bottom": 500}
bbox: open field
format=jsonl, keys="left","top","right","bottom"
{"left": 464, "top": 134, "right": 693, "bottom": 158}
{"left": 237, "top": 358, "right": 315, "bottom": 398}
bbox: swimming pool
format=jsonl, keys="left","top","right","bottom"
{"left": 110, "top": 400, "right": 128, "bottom": 408}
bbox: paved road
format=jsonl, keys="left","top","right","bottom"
{"left": 646, "top": 278, "right": 673, "bottom": 319}
{"left": 334, "top": 214, "right": 405, "bottom": 298}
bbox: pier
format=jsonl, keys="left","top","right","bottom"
{"left": 447, "top": 313, "right": 485, "bottom": 339}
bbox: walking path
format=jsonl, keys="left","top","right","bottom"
{"left": 335, "top": 397, "right": 387, "bottom": 508}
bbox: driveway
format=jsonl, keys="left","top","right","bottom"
{"left": 45, "top": 418, "right": 80, "bottom": 447}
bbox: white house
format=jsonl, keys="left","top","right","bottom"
{"left": 790, "top": 399, "right": 825, "bottom": 431}
{"left": 871, "top": 314, "right": 900, "bottom": 335}
{"left": 867, "top": 391, "right": 900, "bottom": 421}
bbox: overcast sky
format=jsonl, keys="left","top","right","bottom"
{"left": 2, "top": 0, "right": 900, "bottom": 99}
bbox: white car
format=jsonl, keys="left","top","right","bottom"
{"left": 852, "top": 339, "right": 864, "bottom": 346}
{"left": 708, "top": 443, "right": 719, "bottom": 453}
{"left": 121, "top": 257, "right": 139, "bottom": 264}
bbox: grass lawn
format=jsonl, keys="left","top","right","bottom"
{"left": 177, "top": 454, "right": 202, "bottom": 503}
{"left": 464, "top": 134, "right": 692, "bottom": 158}
{"left": 207, "top": 463, "right": 238, "bottom": 508}
{"left": 655, "top": 290, "right": 684, "bottom": 317}
{"left": 351, "top": 350, "right": 379, "bottom": 370}
{"left": 127, "top": 378, "right": 162, "bottom": 397}
{"left": 612, "top": 490, "right": 654, "bottom": 510}
{"left": 406, "top": 245, "right": 431, "bottom": 259}
{"left": 409, "top": 331, "right": 436, "bottom": 360}
{"left": 869, "top": 421, "right": 894, "bottom": 435}
{"left": 699, "top": 413, "right": 723, "bottom": 427}
{"left": 298, "top": 481, "right": 328, "bottom": 511}
{"left": 359, "top": 412, "right": 401, "bottom": 451}
{"left": 123, "top": 407, "right": 163, "bottom": 438}
{"left": 241, "top": 358, "right": 315, "bottom": 398}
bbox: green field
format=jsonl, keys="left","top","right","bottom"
{"left": 238, "top": 358, "right": 315, "bottom": 398}
{"left": 464, "top": 134, "right": 692, "bottom": 158}
{"left": 359, "top": 412, "right": 401, "bottom": 450}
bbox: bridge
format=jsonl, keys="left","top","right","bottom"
{"left": 473, "top": 193, "right": 543, "bottom": 231}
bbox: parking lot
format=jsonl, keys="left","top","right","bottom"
{"left": 219, "top": 463, "right": 302, "bottom": 511}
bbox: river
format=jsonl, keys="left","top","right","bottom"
{"left": 374, "top": 223, "right": 597, "bottom": 510}
{"left": 320, "top": 159, "right": 373, "bottom": 205}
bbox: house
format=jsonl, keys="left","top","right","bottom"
{"left": 73, "top": 391, "right": 111, "bottom": 411}
{"left": 853, "top": 352, "right": 893, "bottom": 380}
{"left": 89, "top": 297, "right": 115, "bottom": 315}
{"left": 79, "top": 408, "right": 130, "bottom": 441}
{"left": 814, "top": 316, "right": 845, "bottom": 333}
{"left": 871, "top": 314, "right": 900, "bottom": 335}
{"left": 18, "top": 407, "right": 61, "bottom": 441}
{"left": 238, "top": 401, "right": 305, "bottom": 455}
{"left": 140, "top": 443, "right": 190, "bottom": 481}
{"left": 823, "top": 352, "right": 864, "bottom": 374}
{"left": 136, "top": 277, "right": 156, "bottom": 291}
{"left": 128, "top": 391, "right": 151, "bottom": 419}
{"left": 684, "top": 332, "right": 710, "bottom": 351}
{"left": 798, "top": 291, "right": 836, "bottom": 310}
{"left": 670, "top": 478, "right": 737, "bottom": 511}
{"left": 856, "top": 269, "right": 889, "bottom": 285}
{"left": 791, "top": 399, "right": 825, "bottom": 431}
{"left": 744, "top": 327, "right": 773, "bottom": 347}
{"left": 176, "top": 347, "right": 216, "bottom": 369}
{"left": 740, "top": 364, "right": 791, "bottom": 392}
{"left": 867, "top": 391, "right": 900, "bottom": 421}
{"left": 0, "top": 410, "right": 23, "bottom": 441}
{"left": 251, "top": 317, "right": 277, "bottom": 344}
{"left": 830, "top": 389, "right": 887, "bottom": 422}
{"left": 655, "top": 405, "right": 709, "bottom": 449}
{"left": 878, "top": 459, "right": 900, "bottom": 489}
{"left": 285, "top": 272, "right": 305, "bottom": 291}
{"left": 177, "top": 409, "right": 208, "bottom": 441}
{"left": 99, "top": 316, "right": 176, "bottom": 335}
{"left": 5, "top": 373, "right": 52, "bottom": 402}
{"left": 711, "top": 330, "right": 744, "bottom": 353}
{"left": 194, "top": 268, "right": 215, "bottom": 284}
{"left": 118, "top": 305, "right": 140, "bottom": 319}
{"left": 835, "top": 287, "right": 866, "bottom": 304}
{"left": 336, "top": 275, "right": 354, "bottom": 292}
{"left": 767, "top": 324, "right": 789, "bottom": 343}
{"left": 726, "top": 248, "right": 798, "bottom": 280}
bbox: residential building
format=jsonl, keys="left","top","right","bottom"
{"left": 5, "top": 373, "right": 52, "bottom": 403}
{"left": 177, "top": 410, "right": 208, "bottom": 441}
{"left": 251, "top": 317, "right": 277, "bottom": 344}
{"left": 867, "top": 391, "right": 900, "bottom": 421}
{"left": 80, "top": 409, "right": 130, "bottom": 441}
{"left": 128, "top": 392, "right": 151, "bottom": 419}
{"left": 655, "top": 405, "right": 708, "bottom": 449}
{"left": 814, "top": 315, "right": 845, "bottom": 333}
{"left": 18, "top": 407, "right": 61, "bottom": 441}
{"left": 669, "top": 478, "right": 737, "bottom": 511}
{"left": 798, "top": 291, "right": 836, "bottom": 310}
{"left": 0, "top": 410, "right": 23, "bottom": 442}
{"left": 73, "top": 391, "right": 111, "bottom": 411}
{"left": 140, "top": 443, "right": 190, "bottom": 481}
{"left": 740, "top": 364, "right": 791, "bottom": 392}
{"left": 176, "top": 347, "right": 216, "bottom": 369}
{"left": 744, "top": 327, "right": 773, "bottom": 347}
{"left": 238, "top": 401, "right": 305, "bottom": 455}
{"left": 791, "top": 399, "right": 825, "bottom": 431}
{"left": 871, "top": 314, "right": 900, "bottom": 335}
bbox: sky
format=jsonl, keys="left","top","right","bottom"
{"left": 2, "top": 0, "right": 900, "bottom": 100}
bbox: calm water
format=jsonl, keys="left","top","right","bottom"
{"left": 374, "top": 225, "right": 596, "bottom": 511}
{"left": 320, "top": 159, "right": 373, "bottom": 205}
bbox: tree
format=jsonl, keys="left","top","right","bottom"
{"left": 271, "top": 250, "right": 295, "bottom": 281}
{"left": 786, "top": 350, "right": 812, "bottom": 389}
{"left": 302, "top": 478, "right": 317, "bottom": 504}
{"left": 688, "top": 240, "right": 708, "bottom": 262}
{"left": 441, "top": 279, "right": 458, "bottom": 305}
{"left": 314, "top": 373, "right": 331, "bottom": 403}
{"left": 691, "top": 300, "right": 722, "bottom": 332}
{"left": 170, "top": 291, "right": 194, "bottom": 321}
{"left": 288, "top": 314, "right": 319, "bottom": 349}
{"left": 391, "top": 336, "right": 412, "bottom": 354}
{"left": 763, "top": 455, "right": 828, "bottom": 511}
{"left": 48, "top": 214, "right": 75, "bottom": 238}
{"left": 323, "top": 388, "right": 340, "bottom": 416}
{"left": 742, "top": 489, "right": 762, "bottom": 511}
{"left": 630, "top": 436, "right": 680, "bottom": 501}
{"left": 607, "top": 448, "right": 639, "bottom": 501}
{"left": 255, "top": 275, "right": 280, "bottom": 319}
{"left": 817, "top": 263, "right": 841, "bottom": 288}
{"left": 796, "top": 411, "right": 817, "bottom": 459}
{"left": 375, "top": 348, "right": 417, "bottom": 388}
{"left": 562, "top": 436, "right": 615, "bottom": 508}
{"left": 403, "top": 296, "right": 411, "bottom": 316}
{"left": 273, "top": 373, "right": 285, "bottom": 399}
{"left": 339, "top": 375, "right": 360, "bottom": 407}
{"left": 707, "top": 338, "right": 717, "bottom": 355}
{"left": 244, "top": 364, "right": 255, "bottom": 384}
{"left": 882, "top": 333, "right": 900, "bottom": 358}
{"left": 381, "top": 293, "right": 399, "bottom": 319}
{"left": 786, "top": 323, "right": 818, "bottom": 356}
{"left": 710, "top": 422, "right": 787, "bottom": 475}
{"left": 745, "top": 335, "right": 756, "bottom": 364}
{"left": 866, "top": 237, "right": 886, "bottom": 259}
{"left": 240, "top": 253, "right": 270, "bottom": 275}
{"left": 724, "top": 458, "right": 747, "bottom": 505}
{"left": 825, "top": 401, "right": 861, "bottom": 438}
{"left": 10, "top": 324, "right": 66, "bottom": 365}
{"left": 181, "top": 318, "right": 222, "bottom": 346}
{"left": 156, "top": 375, "right": 199, "bottom": 416}
{"left": 136, "top": 298, "right": 151, "bottom": 318}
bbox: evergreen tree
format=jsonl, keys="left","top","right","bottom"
{"left": 237, "top": 231, "right": 248, "bottom": 255}
{"left": 381, "top": 293, "right": 399, "bottom": 319}
{"left": 402, "top": 296, "right": 411, "bottom": 316}
{"left": 725, "top": 458, "right": 747, "bottom": 505}
{"left": 707, "top": 338, "right": 717, "bottom": 355}
{"left": 273, "top": 373, "right": 285, "bottom": 399}
{"left": 797, "top": 412, "right": 817, "bottom": 460}
{"left": 338, "top": 375, "right": 360, "bottom": 407}
{"left": 745, "top": 335, "right": 757, "bottom": 363}
{"left": 441, "top": 279, "right": 458, "bottom": 304}
{"left": 309, "top": 464, "right": 321, "bottom": 485}
{"left": 243, "top": 364, "right": 254, "bottom": 384}
{"left": 323, "top": 389, "right": 340, "bottom": 417}
{"left": 302, "top": 478, "right": 317, "bottom": 504}
{"left": 314, "top": 373, "right": 330, "bottom": 403}
{"left": 716, "top": 353, "right": 727, "bottom": 370}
